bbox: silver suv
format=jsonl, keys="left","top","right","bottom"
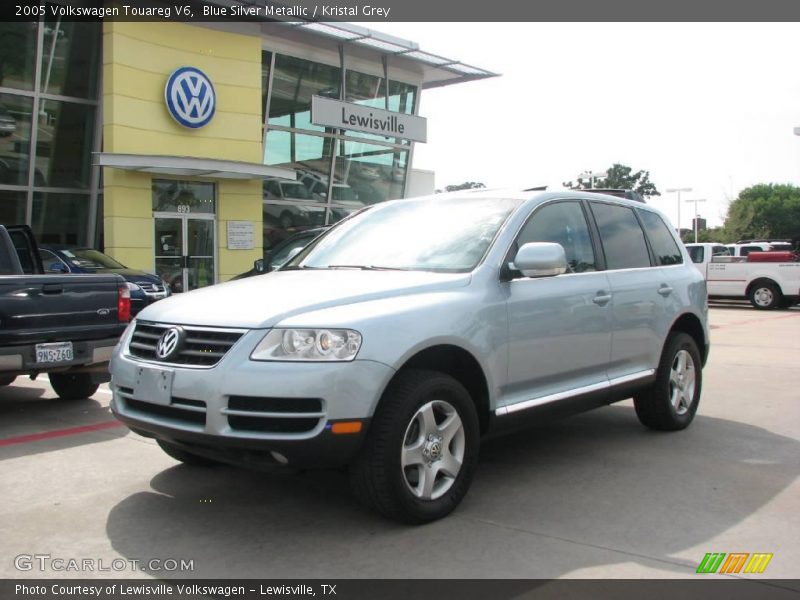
{"left": 110, "top": 191, "right": 709, "bottom": 523}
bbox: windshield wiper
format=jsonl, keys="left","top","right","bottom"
{"left": 326, "top": 264, "right": 412, "bottom": 271}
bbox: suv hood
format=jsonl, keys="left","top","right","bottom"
{"left": 135, "top": 269, "right": 471, "bottom": 329}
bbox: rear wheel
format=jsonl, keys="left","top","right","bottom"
{"left": 634, "top": 333, "right": 702, "bottom": 431}
{"left": 48, "top": 372, "right": 99, "bottom": 400}
{"left": 349, "top": 369, "right": 479, "bottom": 524}
{"left": 749, "top": 281, "right": 781, "bottom": 310}
{"left": 157, "top": 440, "right": 218, "bottom": 466}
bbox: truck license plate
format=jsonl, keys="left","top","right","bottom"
{"left": 35, "top": 342, "right": 74, "bottom": 364}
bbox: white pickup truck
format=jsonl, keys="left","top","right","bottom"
{"left": 685, "top": 243, "right": 800, "bottom": 309}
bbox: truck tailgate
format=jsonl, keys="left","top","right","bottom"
{"left": 0, "top": 274, "right": 128, "bottom": 345}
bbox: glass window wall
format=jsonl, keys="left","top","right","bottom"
{"left": 32, "top": 192, "right": 88, "bottom": 245}
{"left": 0, "top": 22, "right": 38, "bottom": 91}
{"left": 0, "top": 93, "right": 34, "bottom": 187}
{"left": 40, "top": 20, "right": 101, "bottom": 99}
{"left": 35, "top": 99, "right": 94, "bottom": 188}
{"left": 268, "top": 55, "right": 340, "bottom": 133}
{"left": 0, "top": 21, "right": 101, "bottom": 248}
{"left": 261, "top": 54, "right": 416, "bottom": 251}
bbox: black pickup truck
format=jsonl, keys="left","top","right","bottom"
{"left": 0, "top": 225, "right": 130, "bottom": 399}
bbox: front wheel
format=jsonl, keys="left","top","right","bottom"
{"left": 749, "top": 281, "right": 781, "bottom": 310}
{"left": 49, "top": 372, "right": 99, "bottom": 400}
{"left": 349, "top": 370, "right": 480, "bottom": 524}
{"left": 634, "top": 333, "right": 702, "bottom": 431}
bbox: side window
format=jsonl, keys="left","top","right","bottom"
{"left": 687, "top": 246, "right": 704, "bottom": 263}
{"left": 8, "top": 230, "right": 35, "bottom": 274}
{"left": 636, "top": 209, "right": 683, "bottom": 265}
{"left": 590, "top": 202, "right": 651, "bottom": 270}
{"left": 712, "top": 246, "right": 729, "bottom": 256}
{"left": 516, "top": 201, "right": 596, "bottom": 273}
{"left": 741, "top": 246, "right": 760, "bottom": 257}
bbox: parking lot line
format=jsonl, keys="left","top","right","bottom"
{"left": 0, "top": 420, "right": 124, "bottom": 448}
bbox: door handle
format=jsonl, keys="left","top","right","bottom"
{"left": 592, "top": 293, "right": 612, "bottom": 306}
{"left": 42, "top": 283, "right": 63, "bottom": 294}
{"left": 658, "top": 285, "right": 673, "bottom": 297}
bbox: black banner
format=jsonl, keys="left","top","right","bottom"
{"left": 3, "top": 580, "right": 800, "bottom": 600}
{"left": 4, "top": 0, "right": 800, "bottom": 22}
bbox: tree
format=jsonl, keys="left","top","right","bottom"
{"left": 563, "top": 163, "right": 661, "bottom": 198}
{"left": 436, "top": 181, "right": 486, "bottom": 193}
{"left": 724, "top": 183, "right": 800, "bottom": 242}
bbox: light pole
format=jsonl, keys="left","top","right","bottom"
{"left": 684, "top": 198, "right": 707, "bottom": 243}
{"left": 665, "top": 187, "right": 692, "bottom": 237}
{"left": 579, "top": 170, "right": 606, "bottom": 189}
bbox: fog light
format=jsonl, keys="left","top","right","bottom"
{"left": 270, "top": 451, "right": 288, "bottom": 465}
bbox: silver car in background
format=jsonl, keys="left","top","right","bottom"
{"left": 110, "top": 190, "right": 709, "bottom": 523}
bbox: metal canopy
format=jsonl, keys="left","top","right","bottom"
{"left": 93, "top": 153, "right": 296, "bottom": 180}
{"left": 285, "top": 21, "right": 499, "bottom": 89}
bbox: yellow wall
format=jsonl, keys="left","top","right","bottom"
{"left": 102, "top": 21, "right": 263, "bottom": 282}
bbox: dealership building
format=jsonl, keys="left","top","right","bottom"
{"left": 0, "top": 17, "right": 494, "bottom": 289}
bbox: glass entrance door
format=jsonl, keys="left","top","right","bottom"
{"left": 154, "top": 215, "right": 216, "bottom": 293}
{"left": 152, "top": 180, "right": 216, "bottom": 293}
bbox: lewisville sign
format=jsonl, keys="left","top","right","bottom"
{"left": 311, "top": 96, "right": 427, "bottom": 143}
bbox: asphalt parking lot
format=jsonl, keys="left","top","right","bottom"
{"left": 1, "top": 304, "right": 799, "bottom": 581}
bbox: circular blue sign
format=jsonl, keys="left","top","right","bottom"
{"left": 164, "top": 66, "right": 216, "bottom": 129}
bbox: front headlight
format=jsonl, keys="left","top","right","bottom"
{"left": 251, "top": 328, "right": 362, "bottom": 362}
{"left": 126, "top": 282, "right": 142, "bottom": 292}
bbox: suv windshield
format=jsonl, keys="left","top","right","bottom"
{"left": 63, "top": 249, "right": 126, "bottom": 270}
{"left": 291, "top": 196, "right": 521, "bottom": 273}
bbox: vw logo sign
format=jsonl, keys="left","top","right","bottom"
{"left": 156, "top": 327, "right": 184, "bottom": 360}
{"left": 165, "top": 67, "right": 216, "bottom": 129}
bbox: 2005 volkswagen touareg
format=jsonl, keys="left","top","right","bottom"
{"left": 110, "top": 191, "right": 709, "bottom": 523}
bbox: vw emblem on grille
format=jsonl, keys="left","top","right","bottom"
{"left": 156, "top": 327, "right": 184, "bottom": 360}
{"left": 164, "top": 66, "right": 216, "bottom": 129}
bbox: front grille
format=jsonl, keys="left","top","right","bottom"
{"left": 138, "top": 282, "right": 166, "bottom": 295}
{"left": 225, "top": 395, "right": 324, "bottom": 434}
{"left": 127, "top": 321, "right": 245, "bottom": 367}
{"left": 126, "top": 398, "right": 206, "bottom": 426}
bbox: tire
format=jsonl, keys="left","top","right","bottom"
{"left": 48, "top": 372, "right": 99, "bottom": 400}
{"left": 0, "top": 374, "right": 16, "bottom": 387}
{"left": 157, "top": 439, "right": 219, "bottom": 467}
{"left": 634, "top": 333, "right": 702, "bottom": 431}
{"left": 749, "top": 281, "right": 781, "bottom": 310}
{"left": 349, "top": 369, "right": 480, "bottom": 524}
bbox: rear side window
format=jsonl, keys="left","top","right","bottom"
{"left": 516, "top": 201, "right": 597, "bottom": 273}
{"left": 637, "top": 209, "right": 683, "bottom": 265}
{"left": 687, "top": 246, "right": 704, "bottom": 263}
{"left": 590, "top": 202, "right": 651, "bottom": 270}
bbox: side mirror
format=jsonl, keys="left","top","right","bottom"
{"left": 512, "top": 242, "right": 568, "bottom": 278}
{"left": 253, "top": 259, "right": 265, "bottom": 273}
{"left": 48, "top": 262, "right": 68, "bottom": 273}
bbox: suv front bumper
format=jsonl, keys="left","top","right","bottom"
{"left": 110, "top": 335, "right": 394, "bottom": 468}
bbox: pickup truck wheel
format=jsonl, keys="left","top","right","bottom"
{"left": 157, "top": 440, "right": 219, "bottom": 466}
{"left": 749, "top": 281, "right": 781, "bottom": 310}
{"left": 48, "top": 373, "right": 99, "bottom": 400}
{"left": 349, "top": 369, "right": 479, "bottom": 524}
{"left": 0, "top": 375, "right": 16, "bottom": 386}
{"left": 633, "top": 333, "right": 702, "bottom": 431}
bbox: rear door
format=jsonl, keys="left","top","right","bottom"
{"left": 588, "top": 201, "right": 666, "bottom": 380}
